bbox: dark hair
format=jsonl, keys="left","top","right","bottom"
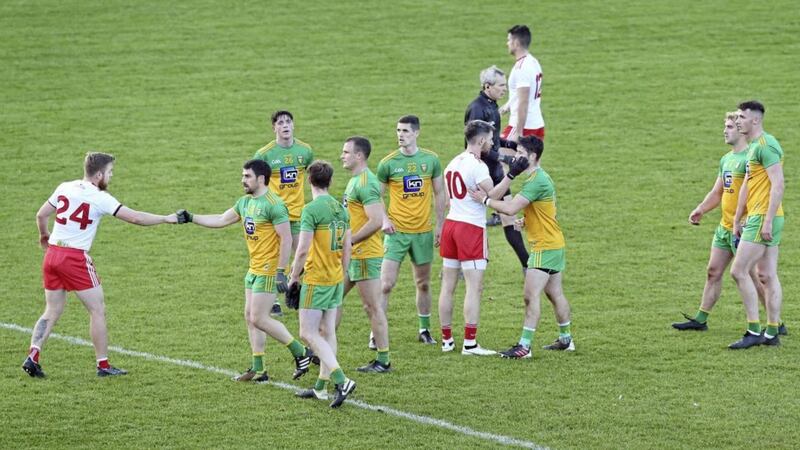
{"left": 398, "top": 115, "right": 420, "bottom": 131}
{"left": 271, "top": 110, "right": 294, "bottom": 125}
{"left": 84, "top": 152, "right": 115, "bottom": 177}
{"left": 464, "top": 120, "right": 495, "bottom": 144}
{"left": 508, "top": 25, "right": 531, "bottom": 49}
{"left": 738, "top": 100, "right": 765, "bottom": 115}
{"left": 243, "top": 159, "right": 271, "bottom": 183}
{"left": 518, "top": 135, "right": 544, "bottom": 160}
{"left": 307, "top": 160, "right": 333, "bottom": 189}
{"left": 346, "top": 136, "right": 372, "bottom": 159}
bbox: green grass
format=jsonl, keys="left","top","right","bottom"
{"left": 1, "top": 0, "right": 799, "bottom": 448}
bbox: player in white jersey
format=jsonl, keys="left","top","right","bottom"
{"left": 438, "top": 120, "right": 529, "bottom": 355}
{"left": 500, "top": 25, "right": 545, "bottom": 142}
{"left": 22, "top": 152, "right": 179, "bottom": 379}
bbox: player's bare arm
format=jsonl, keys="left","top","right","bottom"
{"left": 183, "top": 208, "right": 239, "bottom": 228}
{"left": 289, "top": 230, "right": 313, "bottom": 285}
{"left": 341, "top": 229, "right": 352, "bottom": 274}
{"left": 470, "top": 189, "right": 530, "bottom": 216}
{"left": 379, "top": 182, "right": 395, "bottom": 234}
{"left": 689, "top": 177, "right": 724, "bottom": 225}
{"left": 116, "top": 206, "right": 178, "bottom": 226}
{"left": 36, "top": 201, "right": 56, "bottom": 249}
{"left": 732, "top": 175, "right": 749, "bottom": 238}
{"left": 510, "top": 87, "right": 530, "bottom": 142}
{"left": 432, "top": 175, "right": 446, "bottom": 247}
{"left": 352, "top": 202, "right": 384, "bottom": 245}
{"left": 762, "top": 164, "right": 784, "bottom": 241}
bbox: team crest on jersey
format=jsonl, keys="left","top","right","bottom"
{"left": 284, "top": 155, "right": 294, "bottom": 164}
{"left": 280, "top": 166, "right": 298, "bottom": 183}
{"left": 298, "top": 156, "right": 304, "bottom": 164}
{"left": 421, "top": 163, "right": 428, "bottom": 172}
{"left": 244, "top": 217, "right": 256, "bottom": 235}
{"left": 723, "top": 171, "right": 732, "bottom": 188}
{"left": 403, "top": 174, "right": 423, "bottom": 192}
{"left": 407, "top": 162, "right": 417, "bottom": 173}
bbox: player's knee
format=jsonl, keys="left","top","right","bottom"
{"left": 415, "top": 278, "right": 430, "bottom": 294}
{"left": 381, "top": 280, "right": 395, "bottom": 295}
{"left": 706, "top": 265, "right": 724, "bottom": 281}
{"left": 730, "top": 265, "right": 748, "bottom": 282}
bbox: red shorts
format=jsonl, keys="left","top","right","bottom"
{"left": 501, "top": 125, "right": 545, "bottom": 141}
{"left": 42, "top": 246, "right": 100, "bottom": 291}
{"left": 439, "top": 219, "right": 488, "bottom": 261}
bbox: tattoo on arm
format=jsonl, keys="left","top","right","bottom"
{"left": 32, "top": 318, "right": 48, "bottom": 346}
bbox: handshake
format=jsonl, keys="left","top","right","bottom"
{"left": 175, "top": 209, "right": 193, "bottom": 224}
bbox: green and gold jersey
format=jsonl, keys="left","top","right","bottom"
{"left": 376, "top": 148, "right": 442, "bottom": 233}
{"left": 300, "top": 194, "right": 350, "bottom": 286}
{"left": 519, "top": 168, "right": 565, "bottom": 251}
{"left": 233, "top": 191, "right": 290, "bottom": 276}
{"left": 745, "top": 132, "right": 783, "bottom": 216}
{"left": 253, "top": 139, "right": 314, "bottom": 221}
{"left": 344, "top": 169, "right": 383, "bottom": 259}
{"left": 718, "top": 149, "right": 749, "bottom": 230}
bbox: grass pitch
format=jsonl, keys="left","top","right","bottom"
{"left": 1, "top": 1, "right": 799, "bottom": 448}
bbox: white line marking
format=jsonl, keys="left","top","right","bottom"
{"left": 3, "top": 321, "right": 547, "bottom": 449}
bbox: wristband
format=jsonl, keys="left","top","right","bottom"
{"left": 482, "top": 196, "right": 490, "bottom": 206}
{"left": 506, "top": 172, "right": 516, "bottom": 180}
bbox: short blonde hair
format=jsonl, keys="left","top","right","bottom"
{"left": 725, "top": 111, "right": 738, "bottom": 122}
{"left": 84, "top": 152, "right": 115, "bottom": 177}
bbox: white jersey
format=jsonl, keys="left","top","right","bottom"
{"left": 443, "top": 151, "right": 491, "bottom": 228}
{"left": 508, "top": 53, "right": 544, "bottom": 130}
{"left": 47, "top": 180, "right": 122, "bottom": 251}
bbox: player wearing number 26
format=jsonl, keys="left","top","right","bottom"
{"left": 23, "top": 152, "right": 178, "bottom": 379}
{"left": 438, "top": 120, "right": 525, "bottom": 356}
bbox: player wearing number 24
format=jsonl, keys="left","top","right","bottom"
{"left": 23, "top": 152, "right": 178, "bottom": 379}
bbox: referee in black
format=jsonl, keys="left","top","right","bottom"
{"left": 464, "top": 65, "right": 529, "bottom": 271}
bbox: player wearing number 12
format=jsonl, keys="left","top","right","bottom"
{"left": 500, "top": 25, "right": 545, "bottom": 143}
{"left": 290, "top": 161, "right": 356, "bottom": 408}
{"left": 438, "top": 120, "right": 525, "bottom": 356}
{"left": 23, "top": 152, "right": 179, "bottom": 379}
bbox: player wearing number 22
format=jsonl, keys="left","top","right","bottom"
{"left": 23, "top": 152, "right": 179, "bottom": 379}
{"left": 438, "top": 120, "right": 528, "bottom": 356}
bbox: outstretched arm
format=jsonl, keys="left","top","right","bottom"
{"left": 116, "top": 206, "right": 177, "bottom": 226}
{"left": 470, "top": 189, "right": 531, "bottom": 216}
{"left": 188, "top": 208, "right": 239, "bottom": 228}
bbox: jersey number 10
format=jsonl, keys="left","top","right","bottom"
{"left": 445, "top": 170, "right": 467, "bottom": 200}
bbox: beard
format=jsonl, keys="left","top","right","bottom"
{"left": 97, "top": 178, "right": 108, "bottom": 191}
{"left": 243, "top": 184, "right": 254, "bottom": 195}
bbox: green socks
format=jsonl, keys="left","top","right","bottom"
{"left": 252, "top": 353, "right": 264, "bottom": 372}
{"left": 314, "top": 377, "right": 329, "bottom": 391}
{"left": 331, "top": 367, "right": 346, "bottom": 385}
{"left": 519, "top": 327, "right": 535, "bottom": 348}
{"left": 418, "top": 314, "right": 431, "bottom": 332}
{"left": 287, "top": 339, "right": 305, "bottom": 358}
{"left": 558, "top": 322, "right": 572, "bottom": 339}
{"left": 747, "top": 321, "right": 761, "bottom": 335}
{"left": 694, "top": 309, "right": 709, "bottom": 324}
{"left": 376, "top": 348, "right": 390, "bottom": 364}
{"left": 765, "top": 322, "right": 779, "bottom": 338}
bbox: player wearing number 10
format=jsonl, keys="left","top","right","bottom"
{"left": 290, "top": 161, "right": 356, "bottom": 408}
{"left": 23, "top": 152, "right": 179, "bottom": 379}
{"left": 438, "top": 120, "right": 522, "bottom": 356}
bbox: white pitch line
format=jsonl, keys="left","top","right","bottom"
{"left": 3, "top": 321, "right": 547, "bottom": 450}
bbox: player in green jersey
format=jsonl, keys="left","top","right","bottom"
{"left": 729, "top": 101, "right": 786, "bottom": 349}
{"left": 673, "top": 112, "right": 769, "bottom": 332}
{"left": 254, "top": 110, "right": 314, "bottom": 317}
{"left": 376, "top": 115, "right": 447, "bottom": 345}
{"left": 340, "top": 136, "right": 392, "bottom": 372}
{"left": 471, "top": 136, "right": 575, "bottom": 359}
{"left": 176, "top": 159, "right": 316, "bottom": 381}
{"left": 290, "top": 161, "right": 356, "bottom": 408}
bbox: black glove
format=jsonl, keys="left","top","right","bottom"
{"left": 176, "top": 209, "right": 193, "bottom": 224}
{"left": 506, "top": 157, "right": 530, "bottom": 179}
{"left": 276, "top": 269, "right": 288, "bottom": 293}
{"left": 285, "top": 282, "right": 301, "bottom": 310}
{"left": 499, "top": 154, "right": 515, "bottom": 165}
